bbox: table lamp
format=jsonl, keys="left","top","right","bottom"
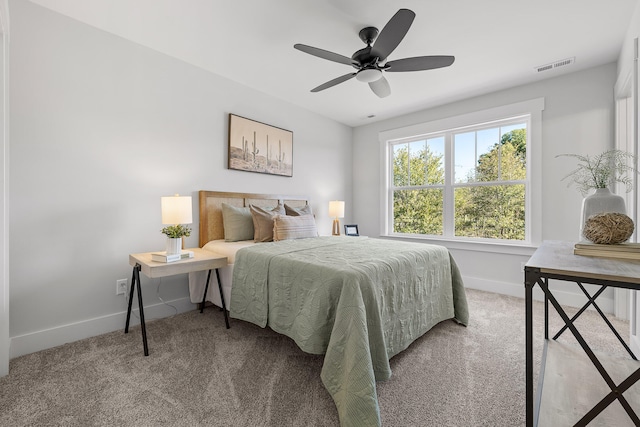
{"left": 329, "top": 200, "right": 345, "bottom": 236}
{"left": 161, "top": 194, "right": 193, "bottom": 255}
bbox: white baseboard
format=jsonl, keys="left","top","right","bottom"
{"left": 10, "top": 297, "right": 195, "bottom": 359}
{"left": 463, "top": 275, "right": 615, "bottom": 315}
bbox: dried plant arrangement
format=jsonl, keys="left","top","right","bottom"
{"left": 556, "top": 149, "right": 637, "bottom": 196}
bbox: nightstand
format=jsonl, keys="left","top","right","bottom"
{"left": 125, "top": 247, "right": 228, "bottom": 356}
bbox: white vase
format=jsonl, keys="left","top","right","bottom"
{"left": 166, "top": 237, "right": 182, "bottom": 255}
{"left": 580, "top": 188, "right": 626, "bottom": 239}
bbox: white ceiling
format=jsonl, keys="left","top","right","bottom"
{"left": 29, "top": 0, "right": 639, "bottom": 127}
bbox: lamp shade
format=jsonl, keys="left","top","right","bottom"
{"left": 161, "top": 195, "right": 193, "bottom": 225}
{"left": 328, "top": 200, "right": 345, "bottom": 218}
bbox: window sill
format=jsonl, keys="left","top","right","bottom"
{"left": 378, "top": 234, "right": 538, "bottom": 256}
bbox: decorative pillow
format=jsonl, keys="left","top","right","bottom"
{"left": 273, "top": 214, "right": 318, "bottom": 241}
{"left": 221, "top": 203, "right": 254, "bottom": 242}
{"left": 250, "top": 203, "right": 285, "bottom": 242}
{"left": 284, "top": 203, "right": 314, "bottom": 217}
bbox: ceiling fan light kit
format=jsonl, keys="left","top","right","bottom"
{"left": 356, "top": 68, "right": 383, "bottom": 83}
{"left": 294, "top": 9, "right": 455, "bottom": 98}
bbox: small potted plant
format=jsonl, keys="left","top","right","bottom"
{"left": 556, "top": 149, "right": 637, "bottom": 237}
{"left": 161, "top": 224, "right": 191, "bottom": 255}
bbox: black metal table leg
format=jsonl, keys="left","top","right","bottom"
{"left": 134, "top": 265, "right": 149, "bottom": 356}
{"left": 124, "top": 263, "right": 148, "bottom": 356}
{"left": 124, "top": 265, "right": 137, "bottom": 333}
{"left": 200, "top": 268, "right": 230, "bottom": 329}
{"left": 200, "top": 269, "right": 212, "bottom": 313}
{"left": 544, "top": 278, "right": 548, "bottom": 340}
{"left": 524, "top": 267, "right": 536, "bottom": 427}
{"left": 216, "top": 268, "right": 230, "bottom": 329}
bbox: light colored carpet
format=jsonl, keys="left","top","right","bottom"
{"left": 0, "top": 289, "right": 633, "bottom": 426}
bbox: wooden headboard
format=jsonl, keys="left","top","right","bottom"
{"left": 198, "top": 190, "right": 310, "bottom": 247}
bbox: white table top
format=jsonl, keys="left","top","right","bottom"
{"left": 526, "top": 240, "right": 640, "bottom": 286}
{"left": 129, "top": 247, "right": 227, "bottom": 279}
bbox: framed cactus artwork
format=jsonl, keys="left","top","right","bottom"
{"left": 228, "top": 114, "right": 293, "bottom": 177}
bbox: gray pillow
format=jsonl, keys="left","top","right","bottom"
{"left": 250, "top": 203, "right": 285, "bottom": 242}
{"left": 284, "top": 203, "right": 313, "bottom": 217}
{"left": 221, "top": 203, "right": 254, "bottom": 242}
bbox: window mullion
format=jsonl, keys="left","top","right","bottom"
{"left": 443, "top": 133, "right": 454, "bottom": 237}
{"left": 406, "top": 142, "right": 411, "bottom": 186}
{"left": 388, "top": 143, "right": 395, "bottom": 235}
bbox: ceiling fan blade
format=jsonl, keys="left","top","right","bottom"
{"left": 371, "top": 9, "right": 415, "bottom": 62}
{"left": 294, "top": 44, "right": 356, "bottom": 66}
{"left": 385, "top": 56, "right": 455, "bottom": 72}
{"left": 369, "top": 76, "right": 391, "bottom": 98}
{"left": 311, "top": 73, "right": 356, "bottom": 92}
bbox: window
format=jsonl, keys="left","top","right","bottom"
{"left": 381, "top": 99, "right": 543, "bottom": 246}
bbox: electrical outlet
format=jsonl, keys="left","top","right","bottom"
{"left": 116, "top": 279, "right": 128, "bottom": 295}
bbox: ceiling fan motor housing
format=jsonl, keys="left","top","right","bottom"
{"left": 352, "top": 46, "right": 378, "bottom": 68}
{"left": 352, "top": 27, "right": 381, "bottom": 68}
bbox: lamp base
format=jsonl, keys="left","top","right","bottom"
{"left": 332, "top": 218, "right": 341, "bottom": 236}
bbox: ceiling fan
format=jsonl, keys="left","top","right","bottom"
{"left": 294, "top": 9, "right": 455, "bottom": 98}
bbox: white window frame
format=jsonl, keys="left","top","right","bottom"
{"left": 379, "top": 98, "right": 544, "bottom": 254}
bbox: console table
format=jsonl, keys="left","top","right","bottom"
{"left": 524, "top": 240, "right": 640, "bottom": 426}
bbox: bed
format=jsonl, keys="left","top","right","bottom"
{"left": 189, "top": 191, "right": 469, "bottom": 427}
{"left": 188, "top": 191, "right": 310, "bottom": 308}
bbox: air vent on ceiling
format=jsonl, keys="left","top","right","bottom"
{"left": 535, "top": 57, "right": 575, "bottom": 73}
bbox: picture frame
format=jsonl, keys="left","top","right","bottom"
{"left": 344, "top": 224, "right": 359, "bottom": 236}
{"left": 228, "top": 114, "right": 293, "bottom": 177}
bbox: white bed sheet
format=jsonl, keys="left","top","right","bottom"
{"left": 188, "top": 239, "right": 256, "bottom": 308}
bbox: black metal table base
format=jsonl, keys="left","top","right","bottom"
{"left": 124, "top": 264, "right": 229, "bottom": 356}
{"left": 525, "top": 268, "right": 640, "bottom": 426}
{"left": 200, "top": 268, "right": 230, "bottom": 329}
{"left": 125, "top": 263, "right": 148, "bottom": 356}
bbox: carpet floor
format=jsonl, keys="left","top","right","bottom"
{"left": 0, "top": 289, "right": 634, "bottom": 426}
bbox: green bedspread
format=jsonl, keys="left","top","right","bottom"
{"left": 230, "top": 236, "right": 469, "bottom": 426}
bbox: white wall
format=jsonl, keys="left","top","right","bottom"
{"left": 8, "top": 0, "right": 352, "bottom": 357}
{"left": 353, "top": 63, "right": 618, "bottom": 309}
{"left": 618, "top": 0, "right": 640, "bottom": 90}
{"left": 0, "top": 0, "right": 8, "bottom": 377}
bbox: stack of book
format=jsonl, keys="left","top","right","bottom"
{"left": 151, "top": 250, "right": 194, "bottom": 263}
{"left": 573, "top": 242, "right": 640, "bottom": 260}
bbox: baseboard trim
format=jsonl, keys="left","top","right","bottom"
{"left": 10, "top": 297, "right": 195, "bottom": 359}
{"left": 463, "top": 275, "right": 615, "bottom": 315}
